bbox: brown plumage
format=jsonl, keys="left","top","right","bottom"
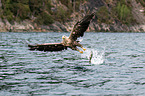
{"left": 69, "top": 13, "right": 95, "bottom": 41}
{"left": 28, "top": 13, "right": 95, "bottom": 53}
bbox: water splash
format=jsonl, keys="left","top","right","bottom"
{"left": 81, "top": 49, "right": 105, "bottom": 65}
{"left": 91, "top": 49, "right": 105, "bottom": 65}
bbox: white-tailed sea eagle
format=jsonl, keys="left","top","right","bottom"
{"left": 28, "top": 13, "right": 95, "bottom": 53}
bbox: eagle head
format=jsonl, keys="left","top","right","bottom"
{"left": 62, "top": 35, "right": 69, "bottom": 45}
{"left": 62, "top": 35, "right": 66, "bottom": 40}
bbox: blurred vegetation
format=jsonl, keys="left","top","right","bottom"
{"left": 136, "top": 0, "right": 145, "bottom": 15}
{"left": 0, "top": 0, "right": 87, "bottom": 25}
{"left": 0, "top": 0, "right": 143, "bottom": 25}
{"left": 97, "top": 0, "right": 136, "bottom": 25}
{"left": 1, "top": 0, "right": 54, "bottom": 24}
{"left": 35, "top": 12, "right": 54, "bottom": 25}
{"left": 96, "top": 6, "right": 112, "bottom": 24}
{"left": 115, "top": 1, "right": 134, "bottom": 24}
{"left": 136, "top": 0, "right": 145, "bottom": 7}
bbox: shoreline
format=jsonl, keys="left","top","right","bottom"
{"left": 0, "top": 20, "right": 145, "bottom": 33}
{"left": 0, "top": 30, "right": 145, "bottom": 33}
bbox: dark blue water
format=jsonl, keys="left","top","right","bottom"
{"left": 1, "top": 32, "right": 145, "bottom": 95}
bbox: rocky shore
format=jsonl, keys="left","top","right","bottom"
{"left": 0, "top": 18, "right": 144, "bottom": 32}
{"left": 0, "top": 0, "right": 144, "bottom": 32}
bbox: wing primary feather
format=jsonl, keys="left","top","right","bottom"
{"left": 69, "top": 13, "right": 95, "bottom": 41}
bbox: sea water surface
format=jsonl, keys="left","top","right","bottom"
{"left": 0, "top": 32, "right": 145, "bottom": 95}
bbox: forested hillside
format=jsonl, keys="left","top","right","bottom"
{"left": 0, "top": 0, "right": 144, "bottom": 32}
{"left": 0, "top": 0, "right": 87, "bottom": 25}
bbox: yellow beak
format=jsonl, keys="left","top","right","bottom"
{"left": 62, "top": 36, "right": 65, "bottom": 39}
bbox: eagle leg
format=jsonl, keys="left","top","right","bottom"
{"left": 76, "top": 42, "right": 86, "bottom": 51}
{"left": 82, "top": 47, "right": 86, "bottom": 51}
{"left": 77, "top": 49, "right": 83, "bottom": 54}
{"left": 72, "top": 47, "right": 83, "bottom": 53}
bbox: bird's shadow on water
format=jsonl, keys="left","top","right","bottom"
{"left": 73, "top": 66, "right": 92, "bottom": 73}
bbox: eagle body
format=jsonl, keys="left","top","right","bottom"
{"left": 28, "top": 13, "right": 95, "bottom": 53}
{"left": 62, "top": 36, "right": 71, "bottom": 46}
{"left": 62, "top": 35, "right": 83, "bottom": 52}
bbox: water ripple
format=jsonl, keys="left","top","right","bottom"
{"left": 1, "top": 32, "right": 145, "bottom": 95}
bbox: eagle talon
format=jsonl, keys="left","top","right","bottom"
{"left": 79, "top": 51, "right": 83, "bottom": 53}
{"left": 83, "top": 48, "right": 86, "bottom": 51}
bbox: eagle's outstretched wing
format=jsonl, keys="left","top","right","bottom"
{"left": 28, "top": 43, "right": 67, "bottom": 51}
{"left": 69, "top": 13, "right": 95, "bottom": 41}
{"left": 28, "top": 13, "right": 94, "bottom": 52}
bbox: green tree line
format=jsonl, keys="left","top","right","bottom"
{"left": 97, "top": 0, "right": 136, "bottom": 25}
{"left": 0, "top": 0, "right": 141, "bottom": 26}
{"left": 136, "top": 0, "right": 145, "bottom": 7}
{"left": 0, "top": 0, "right": 83, "bottom": 25}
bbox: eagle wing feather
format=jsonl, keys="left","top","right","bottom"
{"left": 69, "top": 13, "right": 95, "bottom": 41}
{"left": 28, "top": 43, "right": 67, "bottom": 51}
